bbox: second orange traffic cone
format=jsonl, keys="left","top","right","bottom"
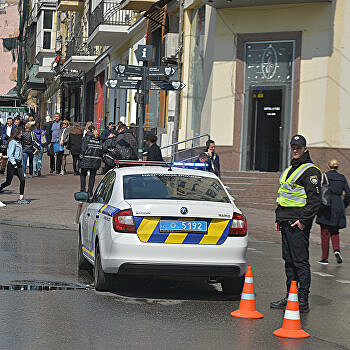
{"left": 273, "top": 280, "right": 310, "bottom": 339}
{"left": 230, "top": 266, "right": 264, "bottom": 319}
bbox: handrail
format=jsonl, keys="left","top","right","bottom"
{"left": 145, "top": 133, "right": 210, "bottom": 163}
{"left": 160, "top": 133, "right": 210, "bottom": 150}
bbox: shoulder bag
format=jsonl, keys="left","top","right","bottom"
{"left": 321, "top": 173, "right": 332, "bottom": 206}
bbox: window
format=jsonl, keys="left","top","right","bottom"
{"left": 43, "top": 11, "right": 53, "bottom": 30}
{"left": 92, "top": 172, "right": 116, "bottom": 203}
{"left": 123, "top": 174, "right": 230, "bottom": 203}
{"left": 43, "top": 32, "right": 51, "bottom": 49}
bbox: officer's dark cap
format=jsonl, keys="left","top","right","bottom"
{"left": 290, "top": 134, "right": 307, "bottom": 147}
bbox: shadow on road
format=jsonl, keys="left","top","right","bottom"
{"left": 78, "top": 270, "right": 241, "bottom": 302}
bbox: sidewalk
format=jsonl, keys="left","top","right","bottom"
{"left": 1, "top": 156, "right": 349, "bottom": 247}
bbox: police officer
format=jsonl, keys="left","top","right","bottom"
{"left": 271, "top": 135, "right": 321, "bottom": 313}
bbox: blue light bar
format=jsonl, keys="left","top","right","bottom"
{"left": 172, "top": 162, "right": 208, "bottom": 168}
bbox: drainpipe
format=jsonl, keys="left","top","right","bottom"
{"left": 172, "top": 0, "right": 184, "bottom": 151}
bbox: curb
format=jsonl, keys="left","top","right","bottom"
{"left": 0, "top": 218, "right": 76, "bottom": 231}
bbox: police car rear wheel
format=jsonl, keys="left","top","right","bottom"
{"left": 78, "top": 230, "right": 91, "bottom": 270}
{"left": 94, "top": 244, "right": 114, "bottom": 292}
{"left": 221, "top": 275, "right": 245, "bottom": 295}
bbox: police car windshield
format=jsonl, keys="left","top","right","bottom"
{"left": 123, "top": 174, "right": 230, "bottom": 203}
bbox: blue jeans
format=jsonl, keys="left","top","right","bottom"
{"left": 22, "top": 149, "right": 34, "bottom": 175}
{"left": 33, "top": 146, "right": 44, "bottom": 174}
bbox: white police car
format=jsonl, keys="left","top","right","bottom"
{"left": 75, "top": 165, "right": 248, "bottom": 293}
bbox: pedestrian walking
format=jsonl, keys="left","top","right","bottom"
{"left": 205, "top": 139, "right": 220, "bottom": 177}
{"left": 114, "top": 123, "right": 138, "bottom": 159}
{"left": 32, "top": 121, "right": 47, "bottom": 177}
{"left": 271, "top": 135, "right": 321, "bottom": 313}
{"left": 144, "top": 133, "right": 163, "bottom": 162}
{"left": 316, "top": 159, "right": 350, "bottom": 265}
{"left": 79, "top": 125, "right": 103, "bottom": 197}
{"left": 21, "top": 123, "right": 34, "bottom": 178}
{"left": 67, "top": 122, "right": 83, "bottom": 176}
{"left": 51, "top": 113, "right": 62, "bottom": 174}
{"left": 44, "top": 116, "right": 55, "bottom": 173}
{"left": 0, "top": 128, "right": 29, "bottom": 204}
{"left": 56, "top": 120, "right": 70, "bottom": 175}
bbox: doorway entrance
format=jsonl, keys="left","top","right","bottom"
{"left": 248, "top": 88, "right": 283, "bottom": 172}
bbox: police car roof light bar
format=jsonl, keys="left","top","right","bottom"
{"left": 113, "top": 160, "right": 209, "bottom": 170}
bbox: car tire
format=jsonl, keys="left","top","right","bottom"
{"left": 94, "top": 244, "right": 114, "bottom": 292}
{"left": 78, "top": 230, "right": 91, "bottom": 270}
{"left": 221, "top": 274, "right": 245, "bottom": 295}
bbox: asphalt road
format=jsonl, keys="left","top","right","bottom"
{"left": 0, "top": 224, "right": 349, "bottom": 350}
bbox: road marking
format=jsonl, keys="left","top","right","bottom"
{"left": 313, "top": 272, "right": 334, "bottom": 277}
{"left": 336, "top": 279, "right": 350, "bottom": 284}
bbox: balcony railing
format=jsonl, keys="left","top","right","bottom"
{"left": 66, "top": 37, "right": 98, "bottom": 60}
{"left": 88, "top": 0, "right": 133, "bottom": 37}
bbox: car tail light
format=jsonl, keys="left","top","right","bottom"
{"left": 228, "top": 213, "right": 247, "bottom": 237}
{"left": 113, "top": 209, "right": 136, "bottom": 233}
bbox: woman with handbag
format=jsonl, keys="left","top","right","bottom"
{"left": 0, "top": 128, "right": 29, "bottom": 204}
{"left": 56, "top": 120, "right": 70, "bottom": 175}
{"left": 316, "top": 159, "right": 350, "bottom": 264}
{"left": 32, "top": 121, "right": 47, "bottom": 176}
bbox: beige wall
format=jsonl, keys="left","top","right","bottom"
{"left": 181, "top": 1, "right": 350, "bottom": 151}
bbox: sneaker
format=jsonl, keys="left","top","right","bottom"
{"left": 334, "top": 251, "right": 343, "bottom": 264}
{"left": 24, "top": 173, "right": 26, "bottom": 178}
{"left": 27, "top": 174, "right": 32, "bottom": 178}
{"left": 0, "top": 201, "right": 6, "bottom": 207}
{"left": 318, "top": 259, "right": 329, "bottom": 265}
{"left": 17, "top": 199, "right": 29, "bottom": 204}
{"left": 38, "top": 170, "right": 41, "bottom": 177}
{"left": 60, "top": 170, "right": 65, "bottom": 175}
{"left": 0, "top": 169, "right": 4, "bottom": 174}
{"left": 33, "top": 172, "right": 38, "bottom": 177}
{"left": 50, "top": 169, "right": 54, "bottom": 174}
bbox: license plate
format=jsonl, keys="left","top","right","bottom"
{"left": 159, "top": 220, "right": 207, "bottom": 233}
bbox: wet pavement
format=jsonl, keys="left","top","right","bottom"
{"left": 0, "top": 223, "right": 349, "bottom": 350}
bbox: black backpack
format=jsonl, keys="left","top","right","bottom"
{"left": 103, "top": 138, "right": 137, "bottom": 166}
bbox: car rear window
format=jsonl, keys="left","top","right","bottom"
{"left": 123, "top": 174, "right": 230, "bottom": 203}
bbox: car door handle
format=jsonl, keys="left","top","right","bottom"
{"left": 96, "top": 215, "right": 99, "bottom": 218}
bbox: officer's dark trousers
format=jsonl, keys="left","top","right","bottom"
{"left": 280, "top": 221, "right": 311, "bottom": 293}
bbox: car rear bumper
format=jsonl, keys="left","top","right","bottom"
{"left": 117, "top": 263, "right": 241, "bottom": 277}
{"left": 100, "top": 232, "right": 248, "bottom": 277}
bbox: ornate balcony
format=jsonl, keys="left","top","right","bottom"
{"left": 57, "top": 0, "right": 83, "bottom": 12}
{"left": 88, "top": 0, "right": 133, "bottom": 46}
{"left": 120, "top": 0, "right": 157, "bottom": 11}
{"left": 63, "top": 37, "right": 98, "bottom": 72}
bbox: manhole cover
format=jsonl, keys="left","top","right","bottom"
{"left": 0, "top": 280, "right": 92, "bottom": 291}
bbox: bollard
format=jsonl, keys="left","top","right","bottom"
{"left": 75, "top": 201, "right": 84, "bottom": 224}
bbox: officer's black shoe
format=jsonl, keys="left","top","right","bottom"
{"left": 298, "top": 290, "right": 310, "bottom": 313}
{"left": 270, "top": 296, "right": 288, "bottom": 309}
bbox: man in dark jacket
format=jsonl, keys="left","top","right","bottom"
{"left": 1, "top": 117, "right": 15, "bottom": 145}
{"left": 144, "top": 133, "right": 163, "bottom": 162}
{"left": 205, "top": 139, "right": 220, "bottom": 177}
{"left": 271, "top": 135, "right": 321, "bottom": 313}
{"left": 43, "top": 116, "right": 55, "bottom": 173}
{"left": 100, "top": 122, "right": 116, "bottom": 143}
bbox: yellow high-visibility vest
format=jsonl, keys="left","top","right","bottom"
{"left": 277, "top": 163, "right": 320, "bottom": 207}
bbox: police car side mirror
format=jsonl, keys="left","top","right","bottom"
{"left": 74, "top": 191, "right": 89, "bottom": 202}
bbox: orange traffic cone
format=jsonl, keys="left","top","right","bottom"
{"left": 230, "top": 266, "right": 264, "bottom": 319}
{"left": 273, "top": 281, "right": 310, "bottom": 338}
